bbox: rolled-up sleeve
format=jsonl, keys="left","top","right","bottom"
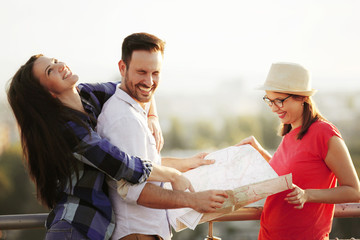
{"left": 114, "top": 180, "right": 147, "bottom": 204}
{"left": 67, "top": 121, "right": 152, "bottom": 184}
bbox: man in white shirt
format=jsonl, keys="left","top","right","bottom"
{"left": 97, "top": 33, "right": 228, "bottom": 240}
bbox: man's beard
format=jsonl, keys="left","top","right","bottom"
{"left": 124, "top": 73, "right": 156, "bottom": 103}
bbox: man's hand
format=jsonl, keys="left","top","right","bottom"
{"left": 171, "top": 173, "right": 195, "bottom": 192}
{"left": 189, "top": 190, "right": 229, "bottom": 213}
{"left": 181, "top": 152, "right": 215, "bottom": 172}
{"left": 147, "top": 115, "right": 164, "bottom": 153}
{"left": 138, "top": 183, "right": 228, "bottom": 211}
{"left": 163, "top": 153, "right": 215, "bottom": 172}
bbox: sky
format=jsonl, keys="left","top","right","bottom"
{"left": 1, "top": 0, "right": 360, "bottom": 101}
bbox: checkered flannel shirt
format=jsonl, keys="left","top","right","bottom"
{"left": 45, "top": 82, "right": 152, "bottom": 240}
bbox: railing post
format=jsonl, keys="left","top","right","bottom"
{"left": 204, "top": 221, "right": 221, "bottom": 240}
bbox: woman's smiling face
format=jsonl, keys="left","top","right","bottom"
{"left": 32, "top": 56, "right": 78, "bottom": 97}
{"left": 265, "top": 91, "right": 305, "bottom": 129}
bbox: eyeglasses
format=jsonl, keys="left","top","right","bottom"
{"left": 263, "top": 95, "right": 292, "bottom": 108}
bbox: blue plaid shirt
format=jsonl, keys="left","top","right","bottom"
{"left": 45, "top": 82, "right": 152, "bottom": 240}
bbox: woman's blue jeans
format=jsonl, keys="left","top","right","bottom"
{"left": 45, "top": 220, "right": 88, "bottom": 240}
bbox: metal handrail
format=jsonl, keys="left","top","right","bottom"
{"left": 204, "top": 203, "right": 360, "bottom": 239}
{"left": 0, "top": 203, "right": 360, "bottom": 231}
{"left": 212, "top": 203, "right": 360, "bottom": 222}
{"left": 0, "top": 213, "right": 47, "bottom": 230}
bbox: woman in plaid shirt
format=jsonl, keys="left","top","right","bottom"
{"left": 7, "top": 54, "right": 157, "bottom": 239}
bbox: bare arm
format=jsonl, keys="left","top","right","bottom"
{"left": 148, "top": 97, "right": 164, "bottom": 152}
{"left": 137, "top": 183, "right": 229, "bottom": 213}
{"left": 147, "top": 163, "right": 194, "bottom": 191}
{"left": 286, "top": 136, "right": 360, "bottom": 209}
{"left": 235, "top": 136, "right": 272, "bottom": 161}
{"left": 162, "top": 152, "right": 215, "bottom": 172}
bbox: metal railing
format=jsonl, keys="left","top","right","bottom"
{"left": 0, "top": 213, "right": 47, "bottom": 230}
{"left": 206, "top": 203, "right": 360, "bottom": 240}
{"left": 1, "top": 203, "right": 360, "bottom": 237}
{"left": 212, "top": 203, "right": 360, "bottom": 222}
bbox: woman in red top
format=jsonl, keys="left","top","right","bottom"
{"left": 237, "top": 62, "right": 360, "bottom": 240}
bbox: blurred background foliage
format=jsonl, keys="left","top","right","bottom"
{"left": 163, "top": 112, "right": 281, "bottom": 153}
{"left": 0, "top": 145, "right": 48, "bottom": 239}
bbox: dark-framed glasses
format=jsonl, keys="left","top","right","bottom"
{"left": 263, "top": 95, "right": 292, "bottom": 108}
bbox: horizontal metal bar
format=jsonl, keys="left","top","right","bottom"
{"left": 212, "top": 203, "right": 360, "bottom": 222}
{"left": 333, "top": 203, "right": 360, "bottom": 218}
{"left": 0, "top": 203, "right": 360, "bottom": 230}
{"left": 0, "top": 213, "right": 47, "bottom": 230}
{"left": 212, "top": 206, "right": 263, "bottom": 222}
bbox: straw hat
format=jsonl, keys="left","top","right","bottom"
{"left": 258, "top": 62, "right": 317, "bottom": 96}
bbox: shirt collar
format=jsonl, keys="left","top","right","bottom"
{"left": 115, "top": 86, "right": 149, "bottom": 116}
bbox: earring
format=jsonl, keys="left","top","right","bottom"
{"left": 302, "top": 102, "right": 304, "bottom": 106}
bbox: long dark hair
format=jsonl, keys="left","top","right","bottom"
{"left": 279, "top": 95, "right": 325, "bottom": 140}
{"left": 7, "top": 54, "right": 83, "bottom": 208}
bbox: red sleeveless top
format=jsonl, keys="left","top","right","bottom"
{"left": 259, "top": 120, "right": 341, "bottom": 240}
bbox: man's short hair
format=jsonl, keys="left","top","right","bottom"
{"left": 122, "top": 32, "right": 166, "bottom": 68}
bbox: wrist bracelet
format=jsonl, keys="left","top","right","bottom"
{"left": 148, "top": 114, "right": 158, "bottom": 118}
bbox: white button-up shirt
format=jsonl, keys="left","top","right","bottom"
{"left": 97, "top": 86, "right": 170, "bottom": 240}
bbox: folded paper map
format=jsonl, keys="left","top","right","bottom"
{"left": 165, "top": 145, "right": 292, "bottom": 231}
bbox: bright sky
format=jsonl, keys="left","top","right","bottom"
{"left": 1, "top": 0, "right": 360, "bottom": 101}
